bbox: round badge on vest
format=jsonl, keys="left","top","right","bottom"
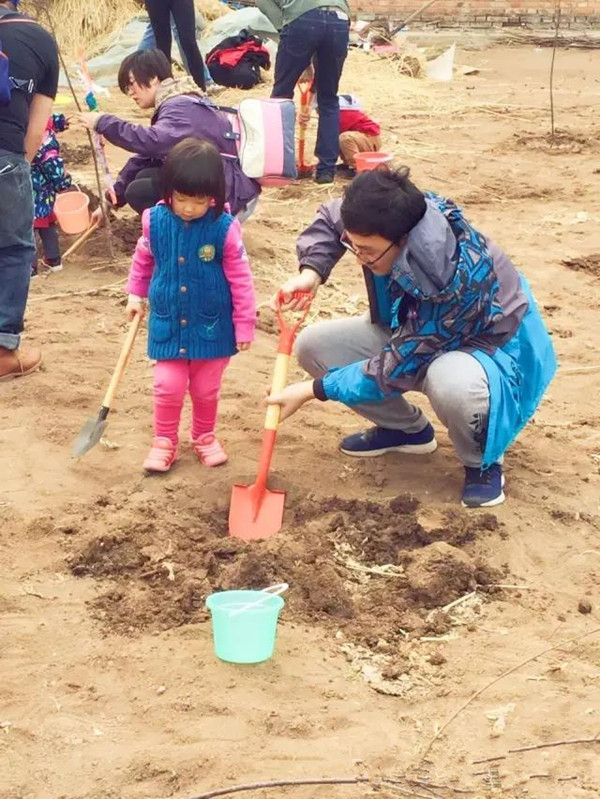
{"left": 199, "top": 244, "right": 216, "bottom": 262}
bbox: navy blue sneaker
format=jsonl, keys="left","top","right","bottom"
{"left": 315, "top": 171, "right": 335, "bottom": 185}
{"left": 339, "top": 423, "right": 437, "bottom": 457}
{"left": 335, "top": 164, "right": 356, "bottom": 179}
{"left": 461, "top": 464, "right": 505, "bottom": 508}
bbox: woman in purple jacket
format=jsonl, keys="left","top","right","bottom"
{"left": 77, "top": 49, "right": 260, "bottom": 222}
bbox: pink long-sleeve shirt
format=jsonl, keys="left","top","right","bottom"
{"left": 126, "top": 207, "right": 256, "bottom": 344}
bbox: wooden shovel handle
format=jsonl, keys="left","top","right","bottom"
{"left": 62, "top": 220, "right": 100, "bottom": 260}
{"left": 101, "top": 313, "right": 142, "bottom": 410}
{"left": 264, "top": 352, "right": 291, "bottom": 432}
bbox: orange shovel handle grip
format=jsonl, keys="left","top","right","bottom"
{"left": 297, "top": 78, "right": 314, "bottom": 106}
{"left": 275, "top": 290, "right": 312, "bottom": 355}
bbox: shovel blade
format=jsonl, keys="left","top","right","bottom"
{"left": 72, "top": 417, "right": 107, "bottom": 458}
{"left": 228, "top": 483, "right": 286, "bottom": 540}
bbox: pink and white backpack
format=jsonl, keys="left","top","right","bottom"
{"left": 220, "top": 98, "right": 297, "bottom": 187}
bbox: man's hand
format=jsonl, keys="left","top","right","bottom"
{"left": 126, "top": 295, "right": 145, "bottom": 322}
{"left": 265, "top": 380, "right": 315, "bottom": 422}
{"left": 74, "top": 111, "right": 101, "bottom": 131}
{"left": 274, "top": 268, "right": 322, "bottom": 311}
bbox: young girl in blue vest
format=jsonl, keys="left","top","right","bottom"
{"left": 126, "top": 137, "right": 256, "bottom": 472}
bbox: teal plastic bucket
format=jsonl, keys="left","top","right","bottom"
{"left": 205, "top": 590, "right": 285, "bottom": 664}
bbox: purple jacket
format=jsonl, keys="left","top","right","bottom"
{"left": 96, "top": 94, "right": 260, "bottom": 215}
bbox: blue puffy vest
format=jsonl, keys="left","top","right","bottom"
{"left": 147, "top": 204, "right": 237, "bottom": 361}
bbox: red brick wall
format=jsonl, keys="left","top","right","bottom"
{"left": 350, "top": 1, "right": 600, "bottom": 27}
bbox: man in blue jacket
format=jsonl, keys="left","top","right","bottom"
{"left": 267, "top": 168, "right": 557, "bottom": 508}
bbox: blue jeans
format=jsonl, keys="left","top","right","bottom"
{"left": 272, "top": 8, "right": 350, "bottom": 176}
{"left": 0, "top": 151, "right": 35, "bottom": 350}
{"left": 139, "top": 10, "right": 212, "bottom": 86}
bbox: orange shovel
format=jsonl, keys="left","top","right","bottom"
{"left": 297, "top": 78, "right": 314, "bottom": 178}
{"left": 229, "top": 291, "right": 313, "bottom": 540}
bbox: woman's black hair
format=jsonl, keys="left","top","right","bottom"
{"left": 341, "top": 166, "right": 427, "bottom": 242}
{"left": 117, "top": 49, "right": 172, "bottom": 94}
{"left": 160, "top": 138, "right": 226, "bottom": 216}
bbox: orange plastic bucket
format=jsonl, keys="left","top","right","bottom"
{"left": 354, "top": 151, "right": 393, "bottom": 173}
{"left": 54, "top": 185, "right": 90, "bottom": 235}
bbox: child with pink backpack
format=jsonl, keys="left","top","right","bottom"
{"left": 126, "top": 137, "right": 256, "bottom": 472}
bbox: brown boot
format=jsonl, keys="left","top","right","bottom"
{"left": 0, "top": 345, "right": 43, "bottom": 382}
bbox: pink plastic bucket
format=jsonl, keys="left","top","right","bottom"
{"left": 54, "top": 186, "right": 90, "bottom": 235}
{"left": 355, "top": 152, "right": 393, "bottom": 173}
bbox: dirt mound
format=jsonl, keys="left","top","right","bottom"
{"left": 77, "top": 183, "right": 101, "bottom": 212}
{"left": 513, "top": 128, "right": 599, "bottom": 154}
{"left": 562, "top": 253, "right": 600, "bottom": 279}
{"left": 80, "top": 213, "right": 141, "bottom": 259}
{"left": 106, "top": 214, "right": 141, "bottom": 255}
{"left": 65, "top": 487, "right": 503, "bottom": 652}
{"left": 457, "top": 180, "right": 560, "bottom": 206}
{"left": 61, "top": 142, "right": 93, "bottom": 167}
{"left": 53, "top": 179, "right": 140, "bottom": 259}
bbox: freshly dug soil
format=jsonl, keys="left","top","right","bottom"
{"left": 66, "top": 488, "right": 502, "bottom": 650}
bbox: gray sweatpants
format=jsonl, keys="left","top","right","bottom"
{"left": 295, "top": 315, "right": 490, "bottom": 468}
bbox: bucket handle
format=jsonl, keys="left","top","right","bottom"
{"left": 229, "top": 583, "right": 289, "bottom": 617}
{"left": 61, "top": 182, "right": 83, "bottom": 194}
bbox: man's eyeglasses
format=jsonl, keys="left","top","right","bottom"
{"left": 340, "top": 231, "right": 396, "bottom": 269}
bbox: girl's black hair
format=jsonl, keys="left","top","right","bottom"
{"left": 160, "top": 138, "right": 226, "bottom": 216}
{"left": 117, "top": 49, "right": 172, "bottom": 94}
{"left": 341, "top": 166, "right": 427, "bottom": 242}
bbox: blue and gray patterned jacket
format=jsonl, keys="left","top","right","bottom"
{"left": 296, "top": 193, "right": 556, "bottom": 467}
{"left": 31, "top": 113, "right": 72, "bottom": 221}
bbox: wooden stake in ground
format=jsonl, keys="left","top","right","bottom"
{"left": 550, "top": 0, "right": 562, "bottom": 139}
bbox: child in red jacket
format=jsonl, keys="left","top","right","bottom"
{"left": 300, "top": 90, "right": 381, "bottom": 178}
{"left": 337, "top": 94, "right": 382, "bottom": 175}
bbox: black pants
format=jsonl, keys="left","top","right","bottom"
{"left": 125, "top": 167, "right": 161, "bottom": 214}
{"left": 145, "top": 0, "right": 206, "bottom": 91}
{"left": 35, "top": 224, "right": 61, "bottom": 266}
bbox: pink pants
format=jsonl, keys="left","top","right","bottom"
{"left": 153, "top": 358, "right": 230, "bottom": 445}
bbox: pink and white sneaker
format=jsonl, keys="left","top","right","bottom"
{"left": 143, "top": 437, "right": 177, "bottom": 472}
{"left": 192, "top": 433, "right": 227, "bottom": 467}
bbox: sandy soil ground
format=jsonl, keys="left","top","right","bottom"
{"left": 1, "top": 42, "right": 600, "bottom": 799}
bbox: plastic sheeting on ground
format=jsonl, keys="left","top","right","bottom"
{"left": 60, "top": 9, "right": 277, "bottom": 89}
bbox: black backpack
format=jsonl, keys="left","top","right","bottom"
{"left": 0, "top": 8, "right": 35, "bottom": 106}
{"left": 206, "top": 30, "right": 270, "bottom": 91}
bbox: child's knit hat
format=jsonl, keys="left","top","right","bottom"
{"left": 311, "top": 93, "right": 362, "bottom": 111}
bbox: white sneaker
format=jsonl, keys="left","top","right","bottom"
{"left": 42, "top": 260, "right": 63, "bottom": 273}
